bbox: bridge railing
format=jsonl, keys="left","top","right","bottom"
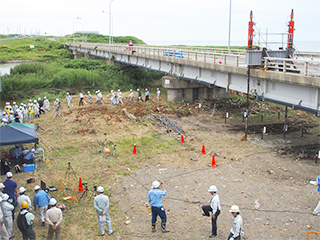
{"left": 264, "top": 57, "right": 320, "bottom": 76}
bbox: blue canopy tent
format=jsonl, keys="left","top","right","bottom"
{"left": 0, "top": 122, "right": 39, "bottom": 146}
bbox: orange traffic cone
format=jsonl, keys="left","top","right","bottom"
{"left": 181, "top": 132, "right": 185, "bottom": 143}
{"left": 211, "top": 154, "right": 217, "bottom": 167}
{"left": 132, "top": 143, "right": 137, "bottom": 154}
{"left": 78, "top": 178, "right": 84, "bottom": 192}
{"left": 201, "top": 143, "right": 206, "bottom": 154}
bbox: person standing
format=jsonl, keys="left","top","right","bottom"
{"left": 46, "top": 198, "right": 63, "bottom": 240}
{"left": 1, "top": 194, "right": 14, "bottom": 239}
{"left": 156, "top": 88, "right": 161, "bottom": 102}
{"left": 17, "top": 187, "right": 31, "bottom": 211}
{"left": 145, "top": 88, "right": 150, "bottom": 102}
{"left": 43, "top": 97, "right": 50, "bottom": 112}
{"left": 66, "top": 92, "right": 72, "bottom": 108}
{"left": 17, "top": 201, "right": 36, "bottom": 240}
{"left": 93, "top": 186, "right": 115, "bottom": 236}
{"left": 137, "top": 89, "right": 144, "bottom": 102}
{"left": 148, "top": 180, "right": 170, "bottom": 233}
{"left": 23, "top": 105, "right": 28, "bottom": 123}
{"left": 0, "top": 197, "right": 9, "bottom": 240}
{"left": 312, "top": 175, "right": 320, "bottom": 215}
{"left": 129, "top": 89, "right": 134, "bottom": 101}
{"left": 202, "top": 185, "right": 221, "bottom": 238}
{"left": 117, "top": 89, "right": 124, "bottom": 104}
{"left": 79, "top": 91, "right": 84, "bottom": 106}
{"left": 38, "top": 98, "right": 45, "bottom": 115}
{"left": 228, "top": 205, "right": 243, "bottom": 240}
{"left": 3, "top": 172, "right": 18, "bottom": 221}
{"left": 87, "top": 91, "right": 93, "bottom": 106}
{"left": 33, "top": 100, "right": 39, "bottom": 118}
{"left": 33, "top": 185, "right": 50, "bottom": 226}
{"left": 110, "top": 90, "right": 116, "bottom": 104}
{"left": 0, "top": 183, "right": 5, "bottom": 198}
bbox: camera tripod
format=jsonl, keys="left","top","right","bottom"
{"left": 79, "top": 183, "right": 97, "bottom": 201}
{"left": 35, "top": 123, "right": 45, "bottom": 132}
{"left": 65, "top": 162, "right": 77, "bottom": 180}
{"left": 51, "top": 105, "right": 65, "bottom": 122}
{"left": 111, "top": 145, "right": 117, "bottom": 157}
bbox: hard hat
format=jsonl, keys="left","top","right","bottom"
{"left": 9, "top": 110, "right": 14, "bottom": 114}
{"left": 67, "top": 92, "right": 69, "bottom": 95}
{"left": 208, "top": 185, "right": 217, "bottom": 192}
{"left": 0, "top": 183, "right": 5, "bottom": 189}
{"left": 6, "top": 172, "right": 13, "bottom": 178}
{"left": 38, "top": 98, "right": 41, "bottom": 100}
{"left": 118, "top": 89, "right": 120, "bottom": 92}
{"left": 145, "top": 88, "right": 148, "bottom": 91}
{"left": 157, "top": 88, "right": 159, "bottom": 90}
{"left": 87, "top": 91, "right": 90, "bottom": 94}
{"left": 56, "top": 98, "right": 59, "bottom": 101}
{"left": 20, "top": 106, "right": 23, "bottom": 110}
{"left": 21, "top": 201, "right": 29, "bottom": 209}
{"left": 34, "top": 100, "right": 37, "bottom": 103}
{"left": 97, "top": 186, "right": 104, "bottom": 193}
{"left": 5, "top": 102, "right": 9, "bottom": 105}
{"left": 111, "top": 90, "right": 113, "bottom": 93}
{"left": 13, "top": 102, "right": 16, "bottom": 104}
{"left": 137, "top": 89, "right": 139, "bottom": 91}
{"left": 49, "top": 198, "right": 57, "bottom": 206}
{"left": 2, "top": 194, "right": 9, "bottom": 201}
{"left": 19, "top": 187, "right": 26, "bottom": 194}
{"left": 152, "top": 180, "right": 160, "bottom": 188}
{"left": 95, "top": 90, "right": 99, "bottom": 94}
{"left": 29, "top": 99, "right": 32, "bottom": 102}
{"left": 229, "top": 205, "right": 240, "bottom": 213}
{"left": 34, "top": 185, "right": 41, "bottom": 191}
{"left": 130, "top": 89, "right": 132, "bottom": 91}
{"left": 44, "top": 96, "right": 47, "bottom": 99}
{"left": 24, "top": 104, "right": 27, "bottom": 107}
{"left": 31, "top": 149, "right": 35, "bottom": 152}
{"left": 21, "top": 103, "right": 24, "bottom": 106}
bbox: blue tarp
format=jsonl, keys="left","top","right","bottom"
{"left": 0, "top": 123, "right": 38, "bottom": 146}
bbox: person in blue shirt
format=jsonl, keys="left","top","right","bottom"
{"left": 23, "top": 149, "right": 36, "bottom": 164}
{"left": 145, "top": 88, "right": 150, "bottom": 102}
{"left": 148, "top": 180, "right": 169, "bottom": 233}
{"left": 3, "top": 171, "right": 18, "bottom": 221}
{"left": 33, "top": 185, "right": 50, "bottom": 226}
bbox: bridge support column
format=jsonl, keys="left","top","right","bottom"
{"left": 73, "top": 50, "right": 84, "bottom": 59}
{"left": 162, "top": 76, "right": 229, "bottom": 102}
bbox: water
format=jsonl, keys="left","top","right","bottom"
{"left": 0, "top": 63, "right": 20, "bottom": 76}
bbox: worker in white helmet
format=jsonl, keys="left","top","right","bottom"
{"left": 38, "top": 97, "right": 45, "bottom": 115}
{"left": 202, "top": 185, "right": 221, "bottom": 238}
{"left": 43, "top": 96, "right": 50, "bottom": 112}
{"left": 28, "top": 102, "right": 35, "bottom": 121}
{"left": 23, "top": 104, "right": 29, "bottom": 123}
{"left": 117, "top": 89, "right": 123, "bottom": 104}
{"left": 148, "top": 180, "right": 170, "bottom": 233}
{"left": 17, "top": 187, "right": 32, "bottom": 210}
{"left": 129, "top": 89, "right": 134, "bottom": 101}
{"left": 33, "top": 100, "right": 39, "bottom": 118}
{"left": 1, "top": 194, "right": 14, "bottom": 238}
{"left": 79, "top": 91, "right": 84, "bottom": 106}
{"left": 0, "top": 197, "right": 9, "bottom": 239}
{"left": 12, "top": 102, "right": 18, "bottom": 113}
{"left": 46, "top": 198, "right": 63, "bottom": 240}
{"left": 66, "top": 92, "right": 72, "bottom": 108}
{"left": 145, "top": 88, "right": 150, "bottom": 102}
{"left": 27, "top": 100, "right": 33, "bottom": 108}
{"left": 156, "top": 88, "right": 161, "bottom": 102}
{"left": 4, "top": 102, "right": 12, "bottom": 112}
{"left": 110, "top": 90, "right": 116, "bottom": 104}
{"left": 137, "top": 89, "right": 144, "bottom": 102}
{"left": 87, "top": 91, "right": 93, "bottom": 106}
{"left": 94, "top": 186, "right": 115, "bottom": 236}
{"left": 228, "top": 205, "right": 243, "bottom": 240}
{"left": 33, "top": 185, "right": 50, "bottom": 226}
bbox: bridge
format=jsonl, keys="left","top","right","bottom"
{"left": 67, "top": 42, "right": 320, "bottom": 114}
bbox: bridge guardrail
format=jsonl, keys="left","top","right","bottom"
{"left": 264, "top": 57, "right": 320, "bottom": 76}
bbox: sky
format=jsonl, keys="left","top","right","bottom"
{"left": 1, "top": 0, "right": 320, "bottom": 51}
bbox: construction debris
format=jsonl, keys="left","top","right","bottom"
{"left": 122, "top": 108, "right": 138, "bottom": 122}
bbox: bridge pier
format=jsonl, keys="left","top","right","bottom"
{"left": 73, "top": 50, "right": 84, "bottom": 59}
{"left": 162, "top": 76, "right": 229, "bottom": 102}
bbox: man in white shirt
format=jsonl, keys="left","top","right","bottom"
{"left": 228, "top": 205, "right": 243, "bottom": 240}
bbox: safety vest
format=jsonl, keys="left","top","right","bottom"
{"left": 29, "top": 106, "right": 34, "bottom": 114}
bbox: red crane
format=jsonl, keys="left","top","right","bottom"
{"left": 287, "top": 9, "right": 294, "bottom": 50}
{"left": 247, "top": 11, "right": 254, "bottom": 50}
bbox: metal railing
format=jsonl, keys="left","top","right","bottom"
{"left": 264, "top": 57, "right": 320, "bottom": 76}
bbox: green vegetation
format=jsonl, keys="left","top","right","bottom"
{"left": 1, "top": 58, "right": 163, "bottom": 101}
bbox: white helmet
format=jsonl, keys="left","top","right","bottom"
{"left": 87, "top": 91, "right": 90, "bottom": 94}
{"left": 34, "top": 185, "right": 41, "bottom": 191}
{"left": 19, "top": 187, "right": 26, "bottom": 194}
{"left": 0, "top": 183, "right": 5, "bottom": 189}
{"left": 13, "top": 102, "right": 16, "bottom": 105}
{"left": 2, "top": 194, "right": 9, "bottom": 201}
{"left": 157, "top": 88, "right": 159, "bottom": 90}
{"left": 145, "top": 88, "right": 148, "bottom": 91}
{"left": 208, "top": 185, "right": 217, "bottom": 192}
{"left": 67, "top": 92, "right": 69, "bottom": 95}
{"left": 229, "top": 205, "right": 240, "bottom": 213}
{"left": 49, "top": 198, "right": 57, "bottom": 206}
{"left": 5, "top": 102, "right": 9, "bottom": 105}
{"left": 56, "top": 98, "right": 59, "bottom": 101}
{"left": 111, "top": 90, "right": 113, "bottom": 93}
{"left": 38, "top": 98, "right": 41, "bottom": 100}
{"left": 152, "top": 180, "right": 160, "bottom": 188}
{"left": 97, "top": 186, "right": 104, "bottom": 193}
{"left": 137, "top": 89, "right": 139, "bottom": 91}
{"left": 6, "top": 172, "right": 13, "bottom": 178}
{"left": 31, "top": 149, "right": 35, "bottom": 152}
{"left": 29, "top": 99, "right": 32, "bottom": 102}
{"left": 130, "top": 89, "right": 132, "bottom": 92}
{"left": 21, "top": 103, "right": 24, "bottom": 106}
{"left": 44, "top": 96, "right": 47, "bottom": 99}
{"left": 34, "top": 100, "right": 37, "bottom": 103}
{"left": 95, "top": 90, "right": 99, "bottom": 94}
{"left": 118, "top": 89, "right": 120, "bottom": 92}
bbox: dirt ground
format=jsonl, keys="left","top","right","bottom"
{"left": 2, "top": 96, "right": 320, "bottom": 240}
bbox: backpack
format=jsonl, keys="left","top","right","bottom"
{"left": 17, "top": 211, "right": 29, "bottom": 232}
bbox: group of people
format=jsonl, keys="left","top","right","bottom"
{"left": 10, "top": 144, "right": 36, "bottom": 165}
{"left": 148, "top": 181, "right": 243, "bottom": 239}
{"left": 1, "top": 98, "right": 50, "bottom": 126}
{"left": 0, "top": 172, "right": 63, "bottom": 240}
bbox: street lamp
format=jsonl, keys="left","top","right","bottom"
{"left": 228, "top": 0, "right": 232, "bottom": 54}
{"left": 109, "top": 0, "right": 115, "bottom": 61}
{"left": 73, "top": 17, "right": 81, "bottom": 45}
